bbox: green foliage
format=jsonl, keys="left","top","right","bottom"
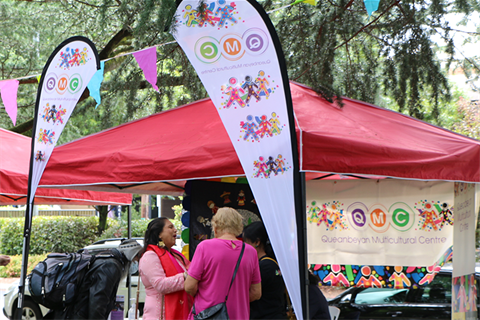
{"left": 0, "top": 217, "right": 99, "bottom": 255}
{"left": 98, "top": 218, "right": 150, "bottom": 240}
{"left": 1, "top": 0, "right": 477, "bottom": 139}
{"left": 0, "top": 254, "right": 48, "bottom": 278}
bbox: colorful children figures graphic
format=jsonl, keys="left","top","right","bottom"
{"left": 215, "top": 1, "right": 237, "bottom": 27}
{"left": 181, "top": 0, "right": 239, "bottom": 28}
{"left": 270, "top": 112, "right": 282, "bottom": 135}
{"left": 416, "top": 201, "right": 439, "bottom": 231}
{"left": 197, "top": 3, "right": 219, "bottom": 27}
{"left": 240, "top": 113, "right": 281, "bottom": 142}
{"left": 439, "top": 202, "right": 454, "bottom": 228}
{"left": 242, "top": 76, "right": 260, "bottom": 103}
{"left": 307, "top": 201, "right": 330, "bottom": 228}
{"left": 240, "top": 115, "right": 259, "bottom": 141}
{"left": 357, "top": 266, "right": 383, "bottom": 288}
{"left": 183, "top": 5, "right": 199, "bottom": 26}
{"left": 59, "top": 47, "right": 88, "bottom": 69}
{"left": 323, "top": 265, "right": 350, "bottom": 287}
{"left": 253, "top": 155, "right": 288, "bottom": 178}
{"left": 311, "top": 247, "right": 453, "bottom": 289}
{"left": 34, "top": 150, "right": 46, "bottom": 162}
{"left": 221, "top": 71, "right": 275, "bottom": 108}
{"left": 42, "top": 103, "right": 66, "bottom": 125}
{"left": 388, "top": 266, "right": 411, "bottom": 288}
{"left": 37, "top": 129, "right": 55, "bottom": 145}
{"left": 222, "top": 77, "right": 246, "bottom": 108}
{"left": 255, "top": 70, "right": 270, "bottom": 98}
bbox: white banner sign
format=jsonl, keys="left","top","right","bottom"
{"left": 171, "top": 1, "right": 302, "bottom": 317}
{"left": 453, "top": 182, "right": 476, "bottom": 277}
{"left": 307, "top": 180, "right": 454, "bottom": 266}
{"left": 29, "top": 37, "right": 99, "bottom": 205}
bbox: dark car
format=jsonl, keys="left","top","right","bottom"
{"left": 328, "top": 265, "right": 479, "bottom": 319}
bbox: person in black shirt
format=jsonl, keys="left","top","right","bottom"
{"left": 243, "top": 221, "right": 287, "bottom": 319}
{"left": 309, "top": 271, "right": 331, "bottom": 320}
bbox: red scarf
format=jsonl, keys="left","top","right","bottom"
{"left": 147, "top": 244, "right": 192, "bottom": 319}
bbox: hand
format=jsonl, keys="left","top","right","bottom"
{"left": 183, "top": 271, "right": 188, "bottom": 280}
{"left": 0, "top": 255, "right": 11, "bottom": 266}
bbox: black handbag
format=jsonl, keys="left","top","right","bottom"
{"left": 193, "top": 242, "right": 245, "bottom": 320}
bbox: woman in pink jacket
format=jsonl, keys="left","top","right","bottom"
{"left": 139, "top": 217, "right": 192, "bottom": 320}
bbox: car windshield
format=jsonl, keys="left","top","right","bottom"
{"left": 354, "top": 288, "right": 409, "bottom": 304}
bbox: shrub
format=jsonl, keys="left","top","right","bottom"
{"left": 0, "top": 254, "right": 48, "bottom": 278}
{"left": 99, "top": 219, "right": 150, "bottom": 240}
{"left": 0, "top": 216, "right": 99, "bottom": 255}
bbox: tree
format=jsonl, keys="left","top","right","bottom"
{"left": 1, "top": 0, "right": 479, "bottom": 140}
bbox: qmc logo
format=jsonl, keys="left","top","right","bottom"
{"left": 195, "top": 28, "right": 269, "bottom": 63}
{"left": 44, "top": 73, "right": 83, "bottom": 95}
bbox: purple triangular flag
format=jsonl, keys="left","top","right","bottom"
{"left": 133, "top": 47, "right": 159, "bottom": 91}
{"left": 0, "top": 80, "right": 19, "bottom": 126}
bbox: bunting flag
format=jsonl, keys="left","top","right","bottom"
{"left": 0, "top": 80, "right": 19, "bottom": 125}
{"left": 133, "top": 47, "right": 159, "bottom": 91}
{"left": 17, "top": 36, "right": 100, "bottom": 316}
{"left": 364, "top": 0, "right": 380, "bottom": 15}
{"left": 171, "top": 0, "right": 305, "bottom": 318}
{"left": 87, "top": 61, "right": 105, "bottom": 108}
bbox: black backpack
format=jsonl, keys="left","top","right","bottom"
{"left": 28, "top": 252, "right": 96, "bottom": 309}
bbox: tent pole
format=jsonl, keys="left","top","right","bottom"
{"left": 127, "top": 205, "right": 132, "bottom": 311}
{"left": 16, "top": 203, "right": 33, "bottom": 320}
{"left": 295, "top": 172, "right": 309, "bottom": 319}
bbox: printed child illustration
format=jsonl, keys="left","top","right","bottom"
{"left": 241, "top": 75, "right": 261, "bottom": 103}
{"left": 357, "top": 266, "right": 382, "bottom": 288}
{"left": 222, "top": 77, "right": 246, "bottom": 108}
{"left": 255, "top": 115, "right": 272, "bottom": 138}
{"left": 388, "top": 266, "right": 411, "bottom": 289}
{"left": 255, "top": 70, "right": 270, "bottom": 97}
{"left": 215, "top": 1, "right": 237, "bottom": 27}
{"left": 241, "top": 115, "right": 259, "bottom": 141}
{"left": 323, "top": 265, "right": 349, "bottom": 287}
{"left": 183, "top": 4, "right": 199, "bottom": 26}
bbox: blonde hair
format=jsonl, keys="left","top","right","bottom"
{"left": 212, "top": 207, "right": 243, "bottom": 236}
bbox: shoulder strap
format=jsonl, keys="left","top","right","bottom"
{"left": 225, "top": 242, "right": 245, "bottom": 302}
{"left": 260, "top": 256, "right": 278, "bottom": 267}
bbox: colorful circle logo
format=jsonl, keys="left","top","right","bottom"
{"left": 195, "top": 37, "right": 221, "bottom": 64}
{"left": 243, "top": 28, "right": 268, "bottom": 55}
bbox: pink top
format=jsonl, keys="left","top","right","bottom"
{"left": 139, "top": 251, "right": 188, "bottom": 320}
{"left": 188, "top": 239, "right": 261, "bottom": 320}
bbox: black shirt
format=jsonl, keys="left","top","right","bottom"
{"left": 309, "top": 284, "right": 331, "bottom": 320}
{"left": 250, "top": 256, "right": 287, "bottom": 319}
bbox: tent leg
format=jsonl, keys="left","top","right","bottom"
{"left": 127, "top": 205, "right": 132, "bottom": 311}
{"left": 295, "top": 172, "right": 309, "bottom": 320}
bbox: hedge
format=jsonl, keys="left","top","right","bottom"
{"left": 0, "top": 217, "right": 152, "bottom": 256}
{"left": 0, "top": 254, "right": 48, "bottom": 278}
{"left": 0, "top": 217, "right": 152, "bottom": 278}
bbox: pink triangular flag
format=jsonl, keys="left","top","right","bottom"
{"left": 0, "top": 80, "right": 19, "bottom": 126}
{"left": 133, "top": 47, "right": 159, "bottom": 91}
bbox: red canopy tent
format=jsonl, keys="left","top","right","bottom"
{"left": 39, "top": 81, "right": 480, "bottom": 193}
{"left": 0, "top": 128, "right": 132, "bottom": 205}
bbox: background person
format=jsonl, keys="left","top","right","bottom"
{"left": 309, "top": 271, "right": 331, "bottom": 320}
{"left": 139, "top": 217, "right": 192, "bottom": 320}
{"left": 45, "top": 239, "right": 143, "bottom": 320}
{"left": 185, "top": 207, "right": 262, "bottom": 320}
{"left": 243, "top": 221, "right": 287, "bottom": 319}
{"left": 0, "top": 254, "right": 10, "bottom": 266}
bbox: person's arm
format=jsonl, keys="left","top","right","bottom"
{"left": 184, "top": 274, "right": 199, "bottom": 296}
{"left": 0, "top": 255, "right": 10, "bottom": 266}
{"left": 249, "top": 282, "right": 262, "bottom": 301}
{"left": 140, "top": 251, "right": 185, "bottom": 294}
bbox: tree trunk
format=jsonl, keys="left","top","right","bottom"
{"left": 96, "top": 206, "right": 109, "bottom": 235}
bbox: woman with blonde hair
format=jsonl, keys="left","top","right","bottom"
{"left": 185, "top": 207, "right": 262, "bottom": 320}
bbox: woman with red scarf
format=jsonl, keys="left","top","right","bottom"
{"left": 139, "top": 217, "right": 192, "bottom": 319}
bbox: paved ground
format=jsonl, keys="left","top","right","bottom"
{"left": 0, "top": 278, "right": 19, "bottom": 320}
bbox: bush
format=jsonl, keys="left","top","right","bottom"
{"left": 99, "top": 219, "right": 150, "bottom": 240}
{"left": 0, "top": 216, "right": 99, "bottom": 255}
{"left": 0, "top": 254, "right": 48, "bottom": 278}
